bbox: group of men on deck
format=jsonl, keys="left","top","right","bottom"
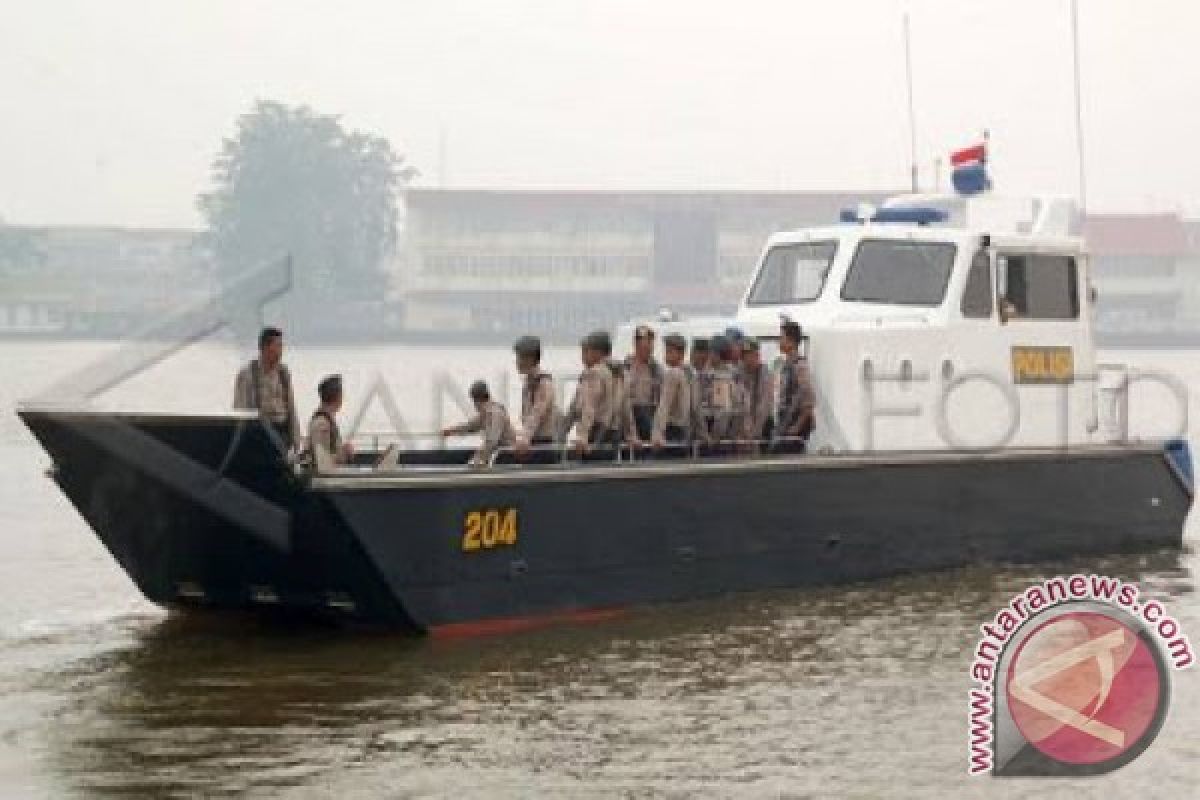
{"left": 440, "top": 318, "right": 816, "bottom": 466}
{"left": 232, "top": 319, "right": 815, "bottom": 468}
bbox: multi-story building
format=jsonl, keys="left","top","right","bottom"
{"left": 398, "top": 188, "right": 891, "bottom": 338}
{"left": 0, "top": 226, "right": 213, "bottom": 335}
{"left": 1084, "top": 213, "right": 1200, "bottom": 339}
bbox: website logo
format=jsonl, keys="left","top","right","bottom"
{"left": 968, "top": 575, "right": 1192, "bottom": 776}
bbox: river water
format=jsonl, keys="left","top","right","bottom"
{"left": 0, "top": 338, "right": 1197, "bottom": 798}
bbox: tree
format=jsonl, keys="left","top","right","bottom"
{"left": 0, "top": 223, "right": 46, "bottom": 276}
{"left": 197, "top": 100, "right": 415, "bottom": 303}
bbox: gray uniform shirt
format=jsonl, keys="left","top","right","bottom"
{"left": 739, "top": 362, "right": 775, "bottom": 440}
{"left": 307, "top": 410, "right": 345, "bottom": 463}
{"left": 569, "top": 362, "right": 615, "bottom": 443}
{"left": 776, "top": 353, "right": 816, "bottom": 436}
{"left": 455, "top": 401, "right": 516, "bottom": 465}
{"left": 520, "top": 370, "right": 558, "bottom": 443}
{"left": 233, "top": 360, "right": 301, "bottom": 445}
{"left": 651, "top": 364, "right": 692, "bottom": 440}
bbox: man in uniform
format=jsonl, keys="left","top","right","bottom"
{"left": 566, "top": 331, "right": 616, "bottom": 459}
{"left": 650, "top": 333, "right": 692, "bottom": 457}
{"left": 233, "top": 326, "right": 301, "bottom": 451}
{"left": 738, "top": 338, "right": 775, "bottom": 452}
{"left": 774, "top": 319, "right": 816, "bottom": 453}
{"left": 724, "top": 325, "right": 747, "bottom": 371}
{"left": 512, "top": 335, "right": 559, "bottom": 462}
{"left": 441, "top": 380, "right": 516, "bottom": 467}
{"left": 686, "top": 337, "right": 713, "bottom": 451}
{"left": 308, "top": 374, "right": 354, "bottom": 465}
{"left": 706, "top": 333, "right": 745, "bottom": 450}
{"left": 623, "top": 324, "right": 663, "bottom": 448}
{"left": 598, "top": 331, "right": 629, "bottom": 448}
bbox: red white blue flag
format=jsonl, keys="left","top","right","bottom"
{"left": 951, "top": 141, "right": 991, "bottom": 195}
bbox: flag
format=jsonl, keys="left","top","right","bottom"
{"left": 951, "top": 141, "right": 991, "bottom": 195}
{"left": 951, "top": 142, "right": 987, "bottom": 167}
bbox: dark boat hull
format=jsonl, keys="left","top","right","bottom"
{"left": 18, "top": 409, "right": 1193, "bottom": 633}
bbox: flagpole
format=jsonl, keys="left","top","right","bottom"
{"left": 1070, "top": 0, "right": 1088, "bottom": 212}
{"left": 904, "top": 13, "right": 918, "bottom": 193}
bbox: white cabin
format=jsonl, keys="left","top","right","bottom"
{"left": 624, "top": 194, "right": 1123, "bottom": 454}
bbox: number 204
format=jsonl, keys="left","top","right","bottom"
{"left": 462, "top": 508, "right": 518, "bottom": 552}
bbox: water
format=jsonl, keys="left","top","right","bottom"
{"left": 1, "top": 339, "right": 1198, "bottom": 798}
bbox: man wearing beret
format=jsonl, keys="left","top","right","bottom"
{"left": 738, "top": 337, "right": 776, "bottom": 452}
{"left": 566, "top": 331, "right": 616, "bottom": 457}
{"left": 441, "top": 380, "right": 516, "bottom": 467}
{"left": 308, "top": 374, "right": 354, "bottom": 465}
{"left": 512, "top": 335, "right": 559, "bottom": 461}
{"left": 650, "top": 333, "right": 693, "bottom": 456}
{"left": 774, "top": 320, "right": 816, "bottom": 453}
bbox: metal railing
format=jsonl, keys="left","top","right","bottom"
{"left": 311, "top": 432, "right": 812, "bottom": 476}
{"left": 348, "top": 429, "right": 445, "bottom": 452}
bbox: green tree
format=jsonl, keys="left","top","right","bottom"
{"left": 197, "top": 100, "right": 415, "bottom": 302}
{"left": 0, "top": 223, "right": 46, "bottom": 276}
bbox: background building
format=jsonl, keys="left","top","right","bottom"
{"left": 398, "top": 189, "right": 891, "bottom": 339}
{"left": 3, "top": 195, "right": 1199, "bottom": 345}
{"left": 0, "top": 226, "right": 212, "bottom": 335}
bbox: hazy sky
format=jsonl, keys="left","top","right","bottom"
{"left": 2, "top": 0, "right": 1198, "bottom": 228}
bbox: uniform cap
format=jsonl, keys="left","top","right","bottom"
{"left": 513, "top": 335, "right": 542, "bottom": 358}
{"left": 468, "top": 380, "right": 490, "bottom": 401}
{"left": 581, "top": 330, "right": 611, "bottom": 353}
{"left": 691, "top": 337, "right": 711, "bottom": 352}
{"left": 741, "top": 337, "right": 761, "bottom": 353}
{"left": 724, "top": 326, "right": 745, "bottom": 343}
{"left": 780, "top": 320, "right": 804, "bottom": 342}
{"left": 318, "top": 374, "right": 342, "bottom": 402}
{"left": 663, "top": 333, "right": 687, "bottom": 350}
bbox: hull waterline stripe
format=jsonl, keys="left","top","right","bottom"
{"left": 429, "top": 607, "right": 628, "bottom": 638}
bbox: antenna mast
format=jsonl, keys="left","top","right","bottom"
{"left": 1070, "top": 0, "right": 1088, "bottom": 212}
{"left": 904, "top": 13, "right": 919, "bottom": 193}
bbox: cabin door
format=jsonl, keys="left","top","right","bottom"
{"left": 990, "top": 247, "right": 1094, "bottom": 447}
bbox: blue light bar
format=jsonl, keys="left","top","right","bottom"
{"left": 839, "top": 207, "right": 949, "bottom": 225}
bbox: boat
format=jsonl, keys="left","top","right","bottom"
{"left": 18, "top": 192, "right": 1194, "bottom": 634}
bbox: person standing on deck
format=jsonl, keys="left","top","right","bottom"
{"left": 650, "top": 333, "right": 692, "bottom": 456}
{"left": 686, "top": 338, "right": 713, "bottom": 451}
{"left": 512, "top": 335, "right": 559, "bottom": 461}
{"left": 724, "top": 326, "right": 746, "bottom": 372}
{"left": 706, "top": 333, "right": 745, "bottom": 450}
{"left": 566, "top": 331, "right": 615, "bottom": 458}
{"left": 623, "top": 324, "right": 663, "bottom": 449}
{"left": 598, "top": 332, "right": 628, "bottom": 448}
{"left": 308, "top": 374, "right": 354, "bottom": 465}
{"left": 440, "top": 380, "right": 516, "bottom": 467}
{"left": 233, "top": 326, "right": 301, "bottom": 451}
{"left": 737, "top": 338, "right": 775, "bottom": 453}
{"left": 773, "top": 319, "right": 816, "bottom": 454}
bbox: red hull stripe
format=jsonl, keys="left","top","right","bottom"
{"left": 429, "top": 607, "right": 627, "bottom": 638}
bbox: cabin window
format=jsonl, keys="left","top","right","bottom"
{"left": 960, "top": 250, "right": 993, "bottom": 318}
{"left": 746, "top": 241, "right": 838, "bottom": 306}
{"left": 998, "top": 254, "right": 1079, "bottom": 319}
{"left": 841, "top": 240, "right": 957, "bottom": 306}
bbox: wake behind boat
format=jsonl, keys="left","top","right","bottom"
{"left": 18, "top": 181, "right": 1194, "bottom": 634}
